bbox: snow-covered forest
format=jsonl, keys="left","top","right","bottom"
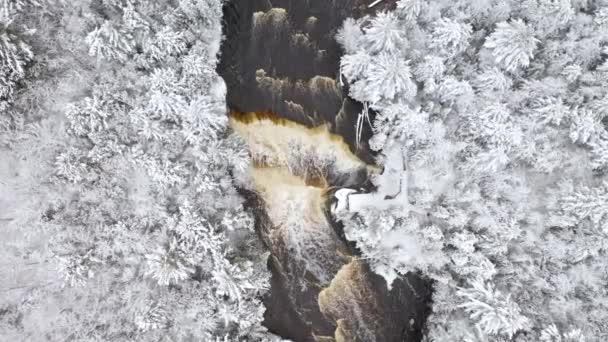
{"left": 1, "top": 0, "right": 272, "bottom": 340}
{"left": 2, "top": 0, "right": 608, "bottom": 341}
{"left": 335, "top": 0, "right": 608, "bottom": 341}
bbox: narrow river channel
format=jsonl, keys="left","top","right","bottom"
{"left": 218, "top": 1, "right": 432, "bottom": 341}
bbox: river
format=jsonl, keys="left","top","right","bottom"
{"left": 218, "top": 1, "right": 432, "bottom": 341}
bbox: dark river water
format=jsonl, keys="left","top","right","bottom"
{"left": 217, "top": 1, "right": 432, "bottom": 341}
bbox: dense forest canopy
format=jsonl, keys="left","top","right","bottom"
{"left": 335, "top": 0, "right": 608, "bottom": 341}
{"left": 1, "top": 0, "right": 272, "bottom": 340}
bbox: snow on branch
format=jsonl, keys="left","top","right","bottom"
{"left": 368, "top": 0, "right": 384, "bottom": 8}
{"left": 333, "top": 145, "right": 425, "bottom": 216}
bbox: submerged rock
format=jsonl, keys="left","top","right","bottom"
{"left": 318, "top": 259, "right": 431, "bottom": 342}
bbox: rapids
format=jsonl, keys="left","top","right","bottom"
{"left": 218, "top": 1, "right": 432, "bottom": 341}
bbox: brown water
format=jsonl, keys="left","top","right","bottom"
{"left": 219, "top": 1, "right": 431, "bottom": 340}
{"left": 218, "top": 0, "right": 398, "bottom": 164}
{"left": 230, "top": 112, "right": 431, "bottom": 342}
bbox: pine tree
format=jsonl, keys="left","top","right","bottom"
{"left": 429, "top": 17, "right": 472, "bottom": 58}
{"left": 560, "top": 181, "right": 608, "bottom": 231}
{"left": 457, "top": 278, "right": 530, "bottom": 338}
{"left": 484, "top": 19, "right": 540, "bottom": 72}
{"left": 336, "top": 18, "right": 364, "bottom": 55}
{"left": 85, "top": 20, "right": 134, "bottom": 62}
{"left": 363, "top": 11, "right": 408, "bottom": 54}
{"left": 396, "top": 0, "right": 423, "bottom": 23}
{"left": 0, "top": 14, "right": 32, "bottom": 111}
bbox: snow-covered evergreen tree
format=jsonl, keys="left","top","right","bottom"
{"left": 0, "top": 1, "right": 33, "bottom": 113}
